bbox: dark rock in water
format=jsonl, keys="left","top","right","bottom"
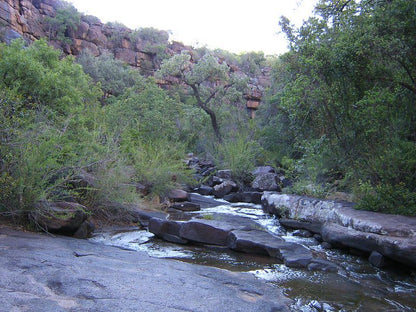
{"left": 130, "top": 208, "right": 167, "bottom": 227}
{"left": 148, "top": 218, "right": 188, "bottom": 244}
{"left": 227, "top": 229, "right": 285, "bottom": 256}
{"left": 276, "top": 244, "right": 314, "bottom": 268}
{"left": 279, "top": 219, "right": 322, "bottom": 234}
{"left": 228, "top": 229, "right": 314, "bottom": 268}
{"left": 321, "top": 242, "right": 333, "bottom": 250}
{"left": 252, "top": 173, "right": 281, "bottom": 192}
{"left": 30, "top": 201, "right": 89, "bottom": 236}
{"left": 216, "top": 169, "right": 232, "bottom": 180}
{"left": 307, "top": 259, "right": 339, "bottom": 272}
{"left": 188, "top": 193, "right": 225, "bottom": 208}
{"left": 293, "top": 229, "right": 313, "bottom": 238}
{"left": 212, "top": 180, "right": 238, "bottom": 198}
{"left": 179, "top": 220, "right": 237, "bottom": 246}
{"left": 168, "top": 189, "right": 189, "bottom": 202}
{"left": 224, "top": 192, "right": 263, "bottom": 204}
{"left": 195, "top": 185, "right": 213, "bottom": 196}
{"left": 369, "top": 251, "right": 386, "bottom": 268}
{"left": 170, "top": 202, "right": 201, "bottom": 212}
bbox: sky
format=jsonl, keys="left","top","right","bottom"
{"left": 66, "top": 0, "right": 318, "bottom": 55}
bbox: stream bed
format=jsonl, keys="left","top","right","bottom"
{"left": 90, "top": 196, "right": 416, "bottom": 311}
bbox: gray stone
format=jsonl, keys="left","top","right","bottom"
{"left": 167, "top": 189, "right": 189, "bottom": 202}
{"left": 307, "top": 259, "right": 339, "bottom": 272}
{"left": 179, "top": 220, "right": 237, "bottom": 246}
{"left": 195, "top": 185, "right": 213, "bottom": 196}
{"left": 73, "top": 220, "right": 95, "bottom": 239}
{"left": 0, "top": 228, "right": 291, "bottom": 311}
{"left": 252, "top": 173, "right": 281, "bottom": 192}
{"left": 216, "top": 169, "right": 232, "bottom": 180}
{"left": 148, "top": 218, "right": 188, "bottom": 244}
{"left": 213, "top": 180, "right": 238, "bottom": 198}
{"left": 369, "top": 251, "right": 386, "bottom": 268}
{"left": 227, "top": 229, "right": 285, "bottom": 256}
{"left": 170, "top": 201, "right": 201, "bottom": 211}
{"left": 262, "top": 192, "right": 416, "bottom": 268}
{"left": 293, "top": 229, "right": 313, "bottom": 238}
{"left": 30, "top": 201, "right": 89, "bottom": 236}
{"left": 224, "top": 192, "right": 263, "bottom": 204}
{"left": 227, "top": 229, "right": 314, "bottom": 268}
{"left": 277, "top": 244, "right": 314, "bottom": 268}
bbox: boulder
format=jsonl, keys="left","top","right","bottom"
{"left": 216, "top": 170, "right": 232, "bottom": 180}
{"left": 148, "top": 218, "right": 188, "bottom": 244}
{"left": 275, "top": 243, "right": 314, "bottom": 268}
{"left": 212, "top": 180, "right": 238, "bottom": 198}
{"left": 307, "top": 259, "right": 339, "bottom": 272}
{"left": 170, "top": 202, "right": 201, "bottom": 212}
{"left": 223, "top": 192, "right": 263, "bottom": 204}
{"left": 252, "top": 173, "right": 281, "bottom": 192}
{"left": 168, "top": 189, "right": 189, "bottom": 202}
{"left": 179, "top": 220, "right": 237, "bottom": 246}
{"left": 227, "top": 229, "right": 285, "bottom": 256}
{"left": 227, "top": 229, "right": 315, "bottom": 269}
{"left": 129, "top": 208, "right": 167, "bottom": 227}
{"left": 73, "top": 220, "right": 95, "bottom": 239}
{"left": 369, "top": 251, "right": 386, "bottom": 268}
{"left": 195, "top": 185, "right": 213, "bottom": 196}
{"left": 30, "top": 201, "right": 89, "bottom": 236}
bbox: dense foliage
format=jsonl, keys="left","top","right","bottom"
{"left": 1, "top": 0, "right": 414, "bottom": 225}
{"left": 0, "top": 39, "right": 191, "bottom": 222}
{"left": 259, "top": 0, "right": 416, "bottom": 215}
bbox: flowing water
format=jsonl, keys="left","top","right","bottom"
{"left": 90, "top": 196, "right": 416, "bottom": 311}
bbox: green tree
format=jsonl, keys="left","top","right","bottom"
{"left": 45, "top": 3, "right": 81, "bottom": 44}
{"left": 157, "top": 51, "right": 248, "bottom": 143}
{"left": 77, "top": 51, "right": 145, "bottom": 98}
{"left": 260, "top": 0, "right": 416, "bottom": 214}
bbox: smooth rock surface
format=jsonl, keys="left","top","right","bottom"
{"left": 0, "top": 227, "right": 290, "bottom": 312}
{"left": 262, "top": 192, "right": 416, "bottom": 268}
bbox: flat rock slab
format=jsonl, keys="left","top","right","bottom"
{"left": 0, "top": 227, "right": 291, "bottom": 312}
{"left": 263, "top": 192, "right": 416, "bottom": 268}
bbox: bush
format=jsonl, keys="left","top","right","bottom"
{"left": 356, "top": 182, "right": 416, "bottom": 216}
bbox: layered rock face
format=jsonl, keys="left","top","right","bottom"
{"left": 0, "top": 0, "right": 167, "bottom": 73}
{"left": 0, "top": 0, "right": 270, "bottom": 109}
{"left": 262, "top": 192, "right": 416, "bottom": 268}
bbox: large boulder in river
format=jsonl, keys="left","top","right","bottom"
{"left": 179, "top": 220, "right": 238, "bottom": 246}
{"left": 30, "top": 201, "right": 90, "bottom": 237}
{"left": 148, "top": 218, "right": 188, "bottom": 244}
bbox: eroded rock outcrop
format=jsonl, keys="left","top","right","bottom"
{"left": 262, "top": 192, "right": 416, "bottom": 268}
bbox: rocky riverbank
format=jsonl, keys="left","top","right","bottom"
{"left": 262, "top": 192, "right": 416, "bottom": 269}
{"left": 0, "top": 227, "right": 290, "bottom": 312}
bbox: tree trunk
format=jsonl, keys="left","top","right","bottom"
{"left": 190, "top": 84, "right": 222, "bottom": 143}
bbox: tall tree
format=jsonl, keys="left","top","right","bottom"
{"left": 157, "top": 51, "right": 248, "bottom": 143}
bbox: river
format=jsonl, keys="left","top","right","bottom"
{"left": 90, "top": 196, "right": 416, "bottom": 311}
